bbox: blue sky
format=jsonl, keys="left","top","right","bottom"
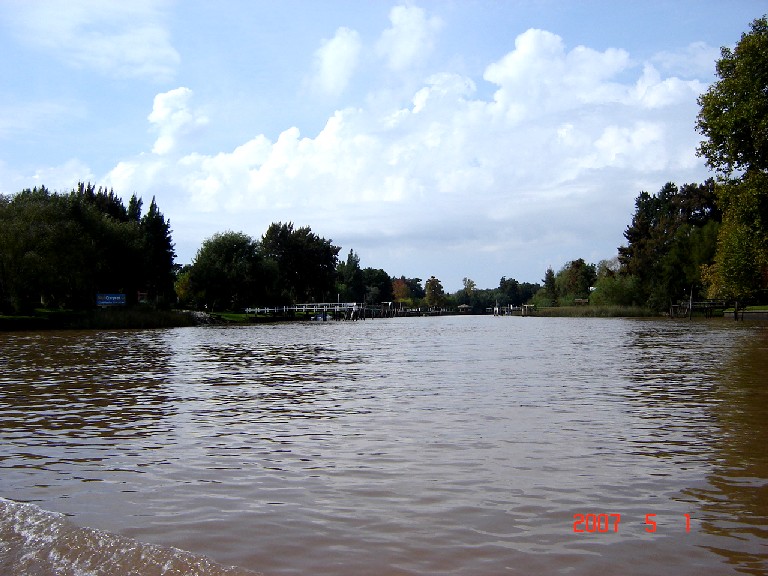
{"left": 0, "top": 1, "right": 763, "bottom": 290}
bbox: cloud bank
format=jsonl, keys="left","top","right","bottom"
{"left": 101, "top": 19, "right": 707, "bottom": 288}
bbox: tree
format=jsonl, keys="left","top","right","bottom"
{"left": 554, "top": 258, "right": 596, "bottom": 305}
{"left": 542, "top": 267, "right": 557, "bottom": 305}
{"left": 128, "top": 194, "right": 143, "bottom": 223}
{"left": 591, "top": 257, "right": 642, "bottom": 306}
{"left": 261, "top": 222, "right": 341, "bottom": 303}
{"left": 174, "top": 265, "right": 196, "bottom": 308}
{"left": 701, "top": 172, "right": 768, "bottom": 305}
{"left": 697, "top": 16, "right": 768, "bottom": 305}
{"left": 140, "top": 197, "right": 177, "bottom": 306}
{"left": 424, "top": 276, "right": 446, "bottom": 308}
{"left": 618, "top": 181, "right": 721, "bottom": 309}
{"left": 336, "top": 249, "right": 365, "bottom": 302}
{"left": 392, "top": 276, "right": 412, "bottom": 307}
{"left": 462, "top": 277, "right": 476, "bottom": 298}
{"left": 362, "top": 268, "right": 393, "bottom": 304}
{"left": 696, "top": 16, "right": 768, "bottom": 175}
{"left": 188, "top": 231, "right": 272, "bottom": 311}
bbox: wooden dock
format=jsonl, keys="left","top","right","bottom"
{"left": 244, "top": 302, "right": 455, "bottom": 320}
{"left": 670, "top": 300, "right": 727, "bottom": 319}
{"left": 245, "top": 302, "right": 370, "bottom": 320}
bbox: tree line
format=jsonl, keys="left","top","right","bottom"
{"left": 525, "top": 179, "right": 722, "bottom": 310}
{"left": 0, "top": 183, "right": 175, "bottom": 314}
{"left": 174, "top": 227, "right": 538, "bottom": 312}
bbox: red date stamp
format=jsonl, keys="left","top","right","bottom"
{"left": 573, "top": 513, "right": 691, "bottom": 533}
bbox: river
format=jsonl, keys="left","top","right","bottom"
{"left": 0, "top": 316, "right": 766, "bottom": 575}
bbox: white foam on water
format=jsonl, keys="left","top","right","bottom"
{"left": 0, "top": 498, "right": 260, "bottom": 576}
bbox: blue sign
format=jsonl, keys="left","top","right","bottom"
{"left": 97, "top": 293, "right": 126, "bottom": 306}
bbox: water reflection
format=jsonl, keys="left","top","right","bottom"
{"left": 0, "top": 331, "right": 176, "bottom": 442}
{"left": 165, "top": 326, "right": 368, "bottom": 422}
{"left": 0, "top": 330, "right": 178, "bottom": 502}
{"left": 687, "top": 327, "right": 768, "bottom": 573}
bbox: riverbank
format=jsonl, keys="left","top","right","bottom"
{"left": 0, "top": 307, "right": 198, "bottom": 331}
{"left": 529, "top": 305, "right": 657, "bottom": 317}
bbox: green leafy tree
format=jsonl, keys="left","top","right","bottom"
{"left": 336, "top": 249, "right": 365, "bottom": 302}
{"left": 697, "top": 16, "right": 768, "bottom": 304}
{"left": 392, "top": 276, "right": 412, "bottom": 307}
{"left": 261, "top": 222, "right": 340, "bottom": 303}
{"left": 554, "top": 258, "right": 596, "bottom": 305}
{"left": 424, "top": 275, "right": 446, "bottom": 308}
{"left": 542, "top": 267, "right": 557, "bottom": 306}
{"left": 140, "top": 197, "right": 177, "bottom": 306}
{"left": 497, "top": 276, "right": 538, "bottom": 307}
{"left": 618, "top": 181, "right": 720, "bottom": 309}
{"left": 127, "top": 194, "right": 143, "bottom": 222}
{"left": 188, "top": 231, "right": 272, "bottom": 311}
{"left": 362, "top": 268, "right": 393, "bottom": 304}
{"left": 174, "top": 265, "right": 196, "bottom": 308}
{"left": 405, "top": 277, "right": 425, "bottom": 300}
{"left": 696, "top": 16, "right": 768, "bottom": 174}
{"left": 701, "top": 172, "right": 768, "bottom": 305}
{"left": 0, "top": 184, "right": 151, "bottom": 313}
{"left": 591, "top": 257, "right": 642, "bottom": 306}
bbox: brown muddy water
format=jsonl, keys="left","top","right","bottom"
{"left": 0, "top": 316, "right": 766, "bottom": 575}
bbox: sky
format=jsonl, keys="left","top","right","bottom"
{"left": 0, "top": 1, "right": 763, "bottom": 291}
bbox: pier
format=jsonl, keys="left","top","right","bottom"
{"left": 670, "top": 300, "right": 727, "bottom": 319}
{"left": 245, "top": 302, "right": 370, "bottom": 320}
{"left": 244, "top": 302, "right": 455, "bottom": 320}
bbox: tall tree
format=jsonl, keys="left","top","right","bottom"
{"left": 424, "top": 276, "right": 446, "bottom": 308}
{"left": 701, "top": 172, "right": 768, "bottom": 305}
{"left": 542, "top": 267, "right": 557, "bottom": 305}
{"left": 261, "top": 222, "right": 340, "bottom": 303}
{"left": 697, "top": 16, "right": 768, "bottom": 175}
{"left": 362, "top": 268, "right": 393, "bottom": 304}
{"left": 336, "top": 249, "right": 365, "bottom": 302}
{"left": 392, "top": 276, "right": 412, "bottom": 307}
{"left": 188, "top": 231, "right": 273, "bottom": 311}
{"left": 462, "top": 277, "right": 476, "bottom": 298}
{"left": 140, "top": 197, "right": 177, "bottom": 305}
{"left": 618, "top": 181, "right": 720, "bottom": 309}
{"left": 127, "top": 194, "right": 143, "bottom": 223}
{"left": 697, "top": 16, "right": 768, "bottom": 305}
{"left": 555, "top": 258, "right": 596, "bottom": 305}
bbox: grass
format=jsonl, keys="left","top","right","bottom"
{"left": 0, "top": 306, "right": 197, "bottom": 330}
{"left": 215, "top": 312, "right": 252, "bottom": 323}
{"left": 723, "top": 304, "right": 768, "bottom": 312}
{"left": 532, "top": 305, "right": 657, "bottom": 318}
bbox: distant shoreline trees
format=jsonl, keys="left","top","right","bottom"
{"left": 0, "top": 183, "right": 175, "bottom": 314}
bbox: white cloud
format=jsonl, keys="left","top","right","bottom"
{"left": 310, "top": 27, "right": 362, "bottom": 96}
{"left": 376, "top": 4, "right": 443, "bottom": 71}
{"left": 652, "top": 41, "right": 720, "bottom": 79}
{"left": 102, "top": 26, "right": 710, "bottom": 287}
{"left": 483, "top": 29, "right": 631, "bottom": 121}
{"left": 633, "top": 64, "right": 706, "bottom": 109}
{"left": 148, "top": 87, "right": 209, "bottom": 155}
{"left": 7, "top": 0, "right": 179, "bottom": 81}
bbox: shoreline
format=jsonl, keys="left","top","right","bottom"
{"left": 3, "top": 305, "right": 767, "bottom": 331}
